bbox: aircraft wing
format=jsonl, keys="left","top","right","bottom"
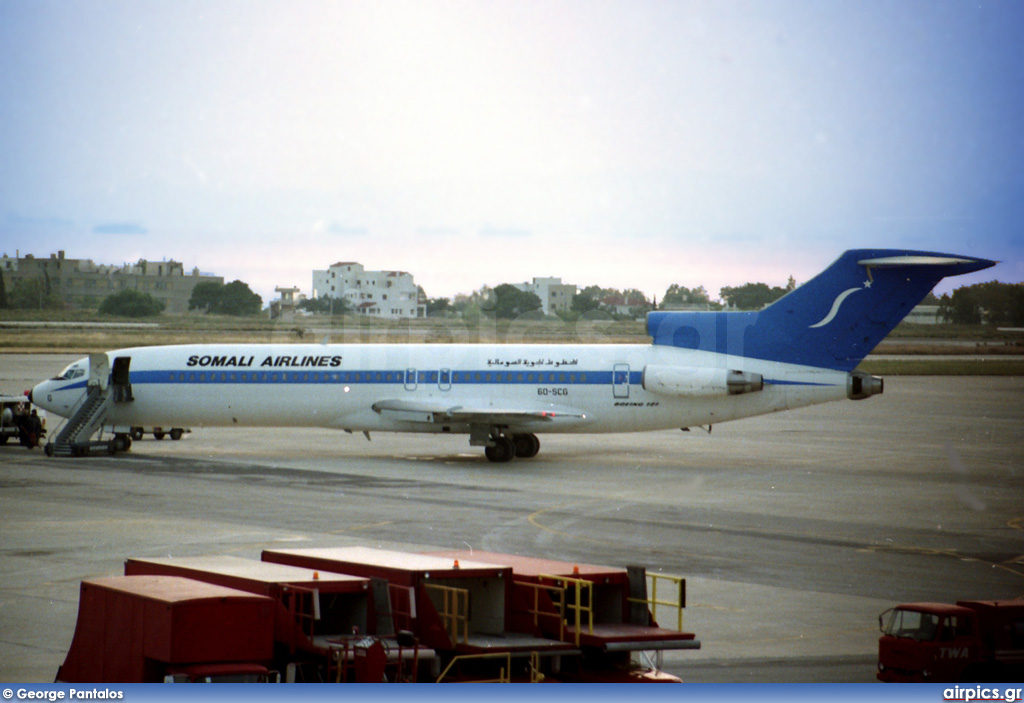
{"left": 370, "top": 398, "right": 587, "bottom": 426}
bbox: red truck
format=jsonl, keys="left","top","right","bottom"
{"left": 57, "top": 575, "right": 277, "bottom": 683}
{"left": 877, "top": 599, "right": 1024, "bottom": 682}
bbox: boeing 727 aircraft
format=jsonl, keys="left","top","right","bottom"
{"left": 31, "top": 249, "right": 994, "bottom": 461}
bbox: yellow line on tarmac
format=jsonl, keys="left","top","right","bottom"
{"left": 527, "top": 506, "right": 607, "bottom": 545}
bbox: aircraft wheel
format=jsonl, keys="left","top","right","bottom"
{"left": 130, "top": 427, "right": 144, "bottom": 441}
{"left": 153, "top": 431, "right": 165, "bottom": 440}
{"left": 169, "top": 428, "right": 183, "bottom": 440}
{"left": 512, "top": 433, "right": 540, "bottom": 458}
{"left": 485, "top": 436, "right": 516, "bottom": 463}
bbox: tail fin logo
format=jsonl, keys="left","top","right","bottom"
{"left": 808, "top": 279, "right": 871, "bottom": 329}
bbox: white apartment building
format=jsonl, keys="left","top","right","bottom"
{"left": 514, "top": 277, "right": 577, "bottom": 316}
{"left": 312, "top": 262, "right": 425, "bottom": 319}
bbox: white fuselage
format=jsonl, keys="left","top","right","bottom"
{"left": 33, "top": 342, "right": 851, "bottom": 436}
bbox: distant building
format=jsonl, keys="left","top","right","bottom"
{"left": 268, "top": 286, "right": 306, "bottom": 320}
{"left": 514, "top": 277, "right": 577, "bottom": 316}
{"left": 601, "top": 293, "right": 651, "bottom": 317}
{"left": 0, "top": 251, "right": 223, "bottom": 313}
{"left": 906, "top": 305, "right": 941, "bottom": 324}
{"left": 311, "top": 262, "right": 425, "bottom": 319}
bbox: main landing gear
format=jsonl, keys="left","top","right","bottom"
{"left": 484, "top": 433, "right": 540, "bottom": 463}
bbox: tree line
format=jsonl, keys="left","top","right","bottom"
{"left": 421, "top": 277, "right": 801, "bottom": 321}
{"left": 4, "top": 266, "right": 1020, "bottom": 325}
{"left": 938, "top": 281, "right": 1024, "bottom": 326}
{"left": 0, "top": 271, "right": 263, "bottom": 318}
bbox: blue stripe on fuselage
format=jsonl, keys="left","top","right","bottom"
{"left": 130, "top": 369, "right": 645, "bottom": 386}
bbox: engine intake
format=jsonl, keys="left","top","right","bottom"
{"left": 642, "top": 365, "right": 764, "bottom": 397}
{"left": 847, "top": 370, "right": 884, "bottom": 400}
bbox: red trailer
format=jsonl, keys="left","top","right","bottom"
{"left": 262, "top": 546, "right": 577, "bottom": 681}
{"left": 56, "top": 575, "right": 275, "bottom": 683}
{"left": 123, "top": 554, "right": 420, "bottom": 682}
{"left": 428, "top": 550, "right": 698, "bottom": 682}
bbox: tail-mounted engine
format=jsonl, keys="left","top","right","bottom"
{"left": 642, "top": 365, "right": 764, "bottom": 397}
{"left": 847, "top": 370, "right": 884, "bottom": 400}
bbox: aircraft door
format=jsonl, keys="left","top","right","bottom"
{"left": 88, "top": 353, "right": 110, "bottom": 392}
{"left": 404, "top": 368, "right": 417, "bottom": 391}
{"left": 439, "top": 368, "right": 452, "bottom": 391}
{"left": 613, "top": 363, "right": 630, "bottom": 398}
{"left": 111, "top": 356, "right": 134, "bottom": 402}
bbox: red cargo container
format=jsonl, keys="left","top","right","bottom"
{"left": 57, "top": 575, "right": 275, "bottom": 683}
{"left": 123, "top": 555, "right": 420, "bottom": 682}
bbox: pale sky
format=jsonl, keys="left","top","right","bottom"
{"left": 1, "top": 0, "right": 1021, "bottom": 304}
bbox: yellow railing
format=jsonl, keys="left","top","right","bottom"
{"left": 628, "top": 573, "right": 686, "bottom": 631}
{"left": 435, "top": 651, "right": 544, "bottom": 683}
{"left": 536, "top": 574, "right": 594, "bottom": 646}
{"left": 424, "top": 583, "right": 470, "bottom": 645}
{"left": 436, "top": 652, "right": 512, "bottom": 683}
{"left": 515, "top": 580, "right": 566, "bottom": 641}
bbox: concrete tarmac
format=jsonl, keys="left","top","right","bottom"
{"left": 1, "top": 354, "right": 1022, "bottom": 683}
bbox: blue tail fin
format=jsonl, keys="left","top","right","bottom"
{"left": 647, "top": 249, "right": 996, "bottom": 371}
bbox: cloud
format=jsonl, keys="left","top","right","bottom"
{"left": 92, "top": 222, "right": 148, "bottom": 235}
{"left": 5, "top": 212, "right": 75, "bottom": 229}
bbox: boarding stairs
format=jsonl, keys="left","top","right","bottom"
{"left": 46, "top": 354, "right": 133, "bottom": 457}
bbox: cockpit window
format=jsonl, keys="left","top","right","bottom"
{"left": 54, "top": 363, "right": 86, "bottom": 381}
